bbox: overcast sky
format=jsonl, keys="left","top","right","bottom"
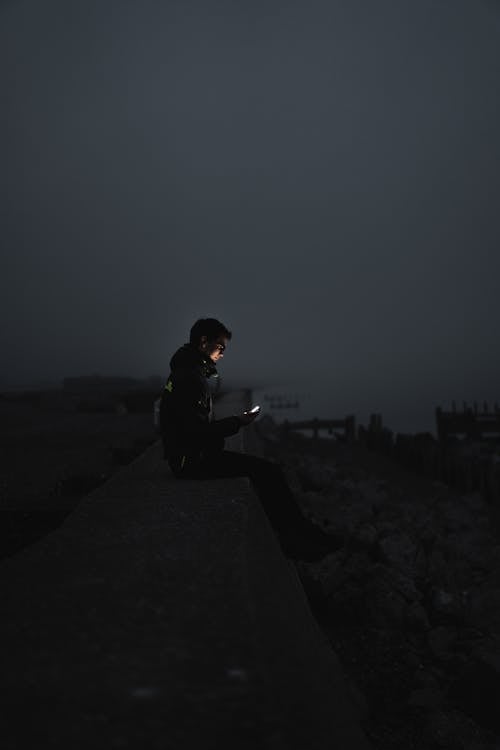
{"left": 2, "top": 0, "right": 499, "bottom": 431}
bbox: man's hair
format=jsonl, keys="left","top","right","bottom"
{"left": 189, "top": 318, "right": 232, "bottom": 346}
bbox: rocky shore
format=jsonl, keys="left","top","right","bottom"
{"left": 255, "top": 418, "right": 500, "bottom": 750}
{"left": 3, "top": 394, "right": 500, "bottom": 748}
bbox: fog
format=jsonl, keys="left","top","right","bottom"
{"left": 2, "top": 0, "right": 500, "bottom": 432}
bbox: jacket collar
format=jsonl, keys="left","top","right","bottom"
{"left": 170, "top": 342, "right": 218, "bottom": 379}
{"left": 198, "top": 350, "right": 218, "bottom": 379}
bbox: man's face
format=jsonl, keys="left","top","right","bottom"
{"left": 199, "top": 335, "right": 228, "bottom": 364}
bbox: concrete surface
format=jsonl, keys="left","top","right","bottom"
{"left": 0, "top": 390, "right": 371, "bottom": 749}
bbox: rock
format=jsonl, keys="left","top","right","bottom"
{"left": 434, "top": 498, "right": 475, "bottom": 533}
{"left": 417, "top": 524, "right": 438, "bottom": 553}
{"left": 408, "top": 686, "right": 444, "bottom": 708}
{"left": 452, "top": 627, "right": 486, "bottom": 656}
{"left": 367, "top": 575, "right": 407, "bottom": 626}
{"left": 467, "top": 585, "right": 500, "bottom": 631}
{"left": 448, "top": 648, "right": 500, "bottom": 733}
{"left": 296, "top": 458, "right": 337, "bottom": 491}
{"left": 301, "top": 491, "right": 374, "bottom": 537}
{"left": 433, "top": 588, "right": 454, "bottom": 608}
{"left": 352, "top": 522, "right": 378, "bottom": 549}
{"left": 320, "top": 550, "right": 372, "bottom": 598}
{"left": 455, "top": 441, "right": 482, "bottom": 459}
{"left": 319, "top": 551, "right": 373, "bottom": 623}
{"left": 412, "top": 545, "right": 428, "bottom": 580}
{"left": 406, "top": 601, "right": 431, "bottom": 632}
{"left": 404, "top": 649, "right": 423, "bottom": 671}
{"left": 378, "top": 532, "right": 418, "bottom": 577}
{"left": 430, "top": 587, "right": 463, "bottom": 623}
{"left": 364, "top": 562, "right": 423, "bottom": 631}
{"left": 428, "top": 627, "right": 456, "bottom": 661}
{"left": 427, "top": 545, "right": 451, "bottom": 589}
{"left": 346, "top": 679, "right": 369, "bottom": 722}
{"left": 354, "top": 478, "right": 389, "bottom": 508}
{"left": 448, "top": 530, "right": 497, "bottom": 573}
{"left": 422, "top": 709, "right": 485, "bottom": 749}
{"left": 432, "top": 481, "right": 448, "bottom": 489}
{"left": 296, "top": 489, "right": 324, "bottom": 517}
{"left": 382, "top": 566, "right": 421, "bottom": 603}
{"left": 461, "top": 492, "right": 486, "bottom": 514}
{"left": 375, "top": 520, "right": 398, "bottom": 538}
{"left": 473, "top": 643, "right": 500, "bottom": 673}
{"left": 413, "top": 666, "right": 440, "bottom": 689}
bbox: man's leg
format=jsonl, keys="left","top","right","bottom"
{"left": 177, "top": 451, "right": 316, "bottom": 539}
{"left": 168, "top": 450, "right": 340, "bottom": 561}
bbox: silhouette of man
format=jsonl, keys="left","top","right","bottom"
{"left": 160, "top": 318, "right": 337, "bottom": 562}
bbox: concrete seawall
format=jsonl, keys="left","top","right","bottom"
{"left": 1, "top": 390, "right": 371, "bottom": 749}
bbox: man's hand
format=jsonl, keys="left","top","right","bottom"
{"left": 239, "top": 410, "right": 259, "bottom": 426}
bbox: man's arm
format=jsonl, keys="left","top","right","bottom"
{"left": 176, "top": 373, "right": 243, "bottom": 441}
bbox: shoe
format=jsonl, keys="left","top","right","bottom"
{"left": 279, "top": 521, "right": 341, "bottom": 563}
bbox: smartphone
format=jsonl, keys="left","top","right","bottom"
{"left": 249, "top": 405, "right": 261, "bottom": 413}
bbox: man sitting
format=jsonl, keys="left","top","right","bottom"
{"left": 160, "top": 317, "right": 338, "bottom": 562}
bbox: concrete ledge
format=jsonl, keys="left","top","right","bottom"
{"left": 0, "top": 390, "right": 370, "bottom": 749}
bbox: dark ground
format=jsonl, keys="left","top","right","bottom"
{"left": 0, "top": 395, "right": 157, "bottom": 560}
{"left": 2, "top": 395, "right": 500, "bottom": 749}
{"left": 255, "top": 424, "right": 500, "bottom": 750}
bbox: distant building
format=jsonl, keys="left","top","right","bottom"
{"left": 63, "top": 375, "right": 142, "bottom": 394}
{"left": 63, "top": 375, "right": 161, "bottom": 414}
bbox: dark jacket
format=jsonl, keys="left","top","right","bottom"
{"left": 159, "top": 342, "right": 241, "bottom": 470}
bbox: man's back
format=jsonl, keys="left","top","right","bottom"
{"left": 160, "top": 341, "right": 241, "bottom": 468}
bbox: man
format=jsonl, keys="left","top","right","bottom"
{"left": 160, "top": 318, "right": 338, "bottom": 562}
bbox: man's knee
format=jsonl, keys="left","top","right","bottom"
{"left": 247, "top": 457, "right": 285, "bottom": 485}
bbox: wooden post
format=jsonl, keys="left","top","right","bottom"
{"left": 313, "top": 418, "right": 319, "bottom": 441}
{"left": 464, "top": 459, "right": 473, "bottom": 493}
{"left": 436, "top": 407, "right": 444, "bottom": 442}
{"left": 495, "top": 466, "right": 500, "bottom": 506}
{"left": 346, "top": 415, "right": 355, "bottom": 444}
{"left": 471, "top": 459, "right": 480, "bottom": 492}
{"left": 479, "top": 460, "right": 487, "bottom": 497}
{"left": 489, "top": 463, "right": 500, "bottom": 505}
{"left": 280, "top": 419, "right": 290, "bottom": 442}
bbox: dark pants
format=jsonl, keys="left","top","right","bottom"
{"left": 168, "top": 450, "right": 307, "bottom": 536}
